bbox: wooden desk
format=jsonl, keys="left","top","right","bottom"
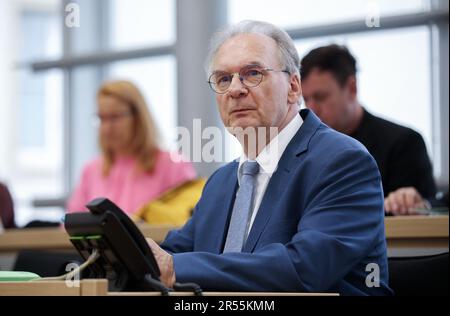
{"left": 0, "top": 216, "right": 448, "bottom": 255}
{"left": 0, "top": 279, "right": 337, "bottom": 296}
{"left": 385, "top": 216, "right": 449, "bottom": 256}
{"left": 0, "top": 279, "right": 108, "bottom": 296}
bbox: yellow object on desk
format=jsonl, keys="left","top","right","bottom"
{"left": 135, "top": 178, "right": 206, "bottom": 226}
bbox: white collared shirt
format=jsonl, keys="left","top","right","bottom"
{"left": 237, "top": 113, "right": 303, "bottom": 236}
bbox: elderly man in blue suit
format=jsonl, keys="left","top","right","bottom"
{"left": 147, "top": 20, "right": 392, "bottom": 296}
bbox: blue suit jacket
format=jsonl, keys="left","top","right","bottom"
{"left": 161, "top": 109, "right": 393, "bottom": 295}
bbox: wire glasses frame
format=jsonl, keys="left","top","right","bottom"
{"left": 208, "top": 66, "right": 291, "bottom": 94}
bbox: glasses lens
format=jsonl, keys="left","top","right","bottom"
{"left": 210, "top": 73, "right": 231, "bottom": 93}
{"left": 241, "top": 68, "right": 263, "bottom": 87}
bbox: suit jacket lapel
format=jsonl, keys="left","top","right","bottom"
{"left": 242, "top": 109, "right": 322, "bottom": 252}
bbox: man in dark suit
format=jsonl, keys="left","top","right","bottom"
{"left": 146, "top": 21, "right": 392, "bottom": 295}
{"left": 300, "top": 44, "right": 436, "bottom": 216}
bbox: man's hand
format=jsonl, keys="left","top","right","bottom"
{"left": 146, "top": 238, "right": 176, "bottom": 288}
{"left": 384, "top": 187, "right": 426, "bottom": 215}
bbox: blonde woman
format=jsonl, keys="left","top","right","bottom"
{"left": 67, "top": 80, "right": 196, "bottom": 215}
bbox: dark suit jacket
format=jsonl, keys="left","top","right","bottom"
{"left": 350, "top": 108, "right": 436, "bottom": 199}
{"left": 161, "top": 109, "right": 393, "bottom": 295}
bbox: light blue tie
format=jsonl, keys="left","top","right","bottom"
{"left": 223, "top": 160, "right": 260, "bottom": 253}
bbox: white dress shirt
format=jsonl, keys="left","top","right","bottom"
{"left": 237, "top": 113, "right": 303, "bottom": 236}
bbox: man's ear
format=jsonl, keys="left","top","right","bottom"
{"left": 346, "top": 75, "right": 358, "bottom": 100}
{"left": 288, "top": 74, "right": 302, "bottom": 105}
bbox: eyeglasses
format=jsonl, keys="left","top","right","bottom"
{"left": 208, "top": 65, "right": 290, "bottom": 94}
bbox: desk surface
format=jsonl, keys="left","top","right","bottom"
{"left": 384, "top": 215, "right": 449, "bottom": 238}
{"left": 0, "top": 216, "right": 448, "bottom": 252}
{"left": 0, "top": 279, "right": 338, "bottom": 296}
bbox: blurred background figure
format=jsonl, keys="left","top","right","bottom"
{"left": 67, "top": 80, "right": 196, "bottom": 216}
{"left": 300, "top": 44, "right": 437, "bottom": 215}
{"left": 0, "top": 182, "right": 15, "bottom": 229}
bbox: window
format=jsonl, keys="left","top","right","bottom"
{"left": 10, "top": 2, "right": 64, "bottom": 225}
{"left": 109, "top": 0, "right": 176, "bottom": 50}
{"left": 17, "top": 68, "right": 64, "bottom": 170}
{"left": 229, "top": 0, "right": 429, "bottom": 29}
{"left": 18, "top": 8, "right": 62, "bottom": 62}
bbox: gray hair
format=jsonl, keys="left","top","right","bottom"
{"left": 205, "top": 20, "right": 300, "bottom": 78}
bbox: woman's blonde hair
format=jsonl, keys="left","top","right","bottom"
{"left": 97, "top": 80, "right": 160, "bottom": 176}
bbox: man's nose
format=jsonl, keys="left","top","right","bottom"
{"left": 228, "top": 74, "right": 248, "bottom": 98}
